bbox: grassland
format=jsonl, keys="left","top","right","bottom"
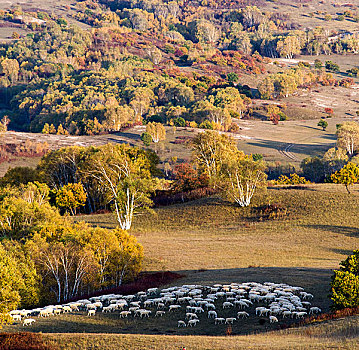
{"left": 41, "top": 315, "right": 359, "bottom": 350}
{"left": 0, "top": 113, "right": 348, "bottom": 176}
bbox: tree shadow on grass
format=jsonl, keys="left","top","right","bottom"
{"left": 304, "top": 224, "right": 359, "bottom": 238}
{"left": 328, "top": 248, "right": 354, "bottom": 256}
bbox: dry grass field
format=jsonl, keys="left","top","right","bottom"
{"left": 83, "top": 185, "right": 358, "bottom": 272}
{"left": 40, "top": 316, "right": 359, "bottom": 350}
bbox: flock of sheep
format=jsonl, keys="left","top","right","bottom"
{"left": 9, "top": 281, "right": 322, "bottom": 330}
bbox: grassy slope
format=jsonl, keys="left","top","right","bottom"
{"left": 84, "top": 184, "right": 358, "bottom": 272}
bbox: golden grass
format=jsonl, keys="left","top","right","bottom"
{"left": 41, "top": 316, "right": 359, "bottom": 350}
{"left": 83, "top": 184, "right": 359, "bottom": 272}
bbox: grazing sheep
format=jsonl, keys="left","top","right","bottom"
{"left": 309, "top": 307, "right": 321, "bottom": 315}
{"left": 222, "top": 302, "right": 233, "bottom": 309}
{"left": 62, "top": 306, "right": 72, "bottom": 313}
{"left": 193, "top": 307, "right": 204, "bottom": 314}
{"left": 87, "top": 310, "right": 96, "bottom": 316}
{"left": 53, "top": 309, "right": 62, "bottom": 316}
{"left": 259, "top": 308, "right": 271, "bottom": 316}
{"left": 178, "top": 320, "right": 186, "bottom": 327}
{"left": 208, "top": 310, "right": 217, "bottom": 319}
{"left": 295, "top": 311, "right": 307, "bottom": 319}
{"left": 11, "top": 315, "right": 22, "bottom": 322}
{"left": 129, "top": 307, "right": 140, "bottom": 313}
{"left": 119, "top": 311, "right": 131, "bottom": 318}
{"left": 185, "top": 313, "right": 198, "bottom": 320}
{"left": 269, "top": 316, "right": 278, "bottom": 323}
{"left": 282, "top": 311, "right": 292, "bottom": 318}
{"left": 169, "top": 305, "right": 181, "bottom": 312}
{"left": 157, "top": 303, "right": 165, "bottom": 310}
{"left": 155, "top": 311, "right": 165, "bottom": 317}
{"left": 237, "top": 311, "right": 249, "bottom": 319}
{"left": 139, "top": 310, "right": 151, "bottom": 318}
{"left": 188, "top": 319, "right": 199, "bottom": 327}
{"left": 86, "top": 304, "right": 96, "bottom": 311}
{"left": 235, "top": 300, "right": 249, "bottom": 309}
{"left": 102, "top": 306, "right": 114, "bottom": 313}
{"left": 215, "top": 317, "right": 225, "bottom": 325}
{"left": 225, "top": 317, "right": 236, "bottom": 324}
{"left": 23, "top": 318, "right": 35, "bottom": 326}
{"left": 205, "top": 303, "right": 216, "bottom": 310}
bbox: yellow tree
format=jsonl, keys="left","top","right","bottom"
{"left": 0, "top": 243, "right": 24, "bottom": 328}
{"left": 277, "top": 36, "right": 302, "bottom": 59}
{"left": 191, "top": 131, "right": 238, "bottom": 184}
{"left": 331, "top": 162, "right": 359, "bottom": 194}
{"left": 55, "top": 183, "right": 87, "bottom": 215}
{"left": 146, "top": 122, "right": 166, "bottom": 143}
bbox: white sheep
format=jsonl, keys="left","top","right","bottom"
{"left": 178, "top": 320, "right": 186, "bottom": 327}
{"left": 11, "top": 314, "right": 22, "bottom": 322}
{"left": 237, "top": 311, "right": 249, "bottom": 318}
{"left": 87, "top": 310, "right": 96, "bottom": 316}
{"left": 169, "top": 305, "right": 181, "bottom": 312}
{"left": 120, "top": 311, "right": 131, "bottom": 318}
{"left": 214, "top": 317, "right": 225, "bottom": 324}
{"left": 23, "top": 318, "right": 35, "bottom": 326}
{"left": 282, "top": 311, "right": 292, "bottom": 318}
{"left": 155, "top": 311, "right": 165, "bottom": 317}
{"left": 222, "top": 302, "right": 233, "bottom": 309}
{"left": 185, "top": 312, "right": 198, "bottom": 320}
{"left": 208, "top": 310, "right": 217, "bottom": 319}
{"left": 309, "top": 307, "right": 321, "bottom": 315}
{"left": 139, "top": 310, "right": 151, "bottom": 318}
{"left": 62, "top": 306, "right": 72, "bottom": 313}
{"left": 188, "top": 319, "right": 199, "bottom": 327}
{"left": 53, "top": 309, "right": 62, "bottom": 316}
{"left": 225, "top": 317, "right": 236, "bottom": 324}
{"left": 269, "top": 316, "right": 278, "bottom": 323}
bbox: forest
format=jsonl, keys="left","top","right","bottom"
{"left": 0, "top": 0, "right": 358, "bottom": 135}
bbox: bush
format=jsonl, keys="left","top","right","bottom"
{"left": 325, "top": 61, "right": 340, "bottom": 73}
{"left": 141, "top": 132, "right": 152, "bottom": 146}
{"left": 331, "top": 250, "right": 359, "bottom": 309}
{"left": 173, "top": 117, "right": 186, "bottom": 127}
{"left": 273, "top": 173, "right": 310, "bottom": 185}
{"left": 252, "top": 153, "right": 263, "bottom": 161}
{"left": 199, "top": 120, "right": 213, "bottom": 130}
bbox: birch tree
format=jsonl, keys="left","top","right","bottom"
{"left": 337, "top": 122, "right": 359, "bottom": 155}
{"left": 90, "top": 144, "right": 155, "bottom": 230}
{"left": 223, "top": 156, "right": 267, "bottom": 207}
{"left": 191, "top": 131, "right": 238, "bottom": 183}
{"left": 146, "top": 122, "right": 166, "bottom": 143}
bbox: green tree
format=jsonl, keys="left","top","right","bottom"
{"left": 318, "top": 119, "right": 328, "bottom": 131}
{"left": 331, "top": 162, "right": 359, "bottom": 194}
{"left": 227, "top": 72, "right": 239, "bottom": 83}
{"left": 331, "top": 250, "right": 359, "bottom": 309}
{"left": 140, "top": 132, "right": 152, "bottom": 146}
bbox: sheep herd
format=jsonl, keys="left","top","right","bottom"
{"left": 9, "top": 281, "right": 322, "bottom": 331}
